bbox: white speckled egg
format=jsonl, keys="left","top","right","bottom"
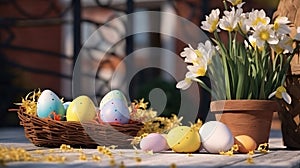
{"left": 100, "top": 99, "right": 130, "bottom": 124}
{"left": 99, "top": 90, "right": 128, "bottom": 110}
{"left": 140, "top": 133, "right": 169, "bottom": 152}
{"left": 66, "top": 96, "right": 96, "bottom": 122}
{"left": 37, "top": 89, "right": 65, "bottom": 120}
{"left": 199, "top": 121, "right": 234, "bottom": 153}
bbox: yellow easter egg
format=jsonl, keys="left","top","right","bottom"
{"left": 167, "top": 126, "right": 200, "bottom": 153}
{"left": 234, "top": 135, "right": 257, "bottom": 153}
{"left": 66, "top": 96, "right": 96, "bottom": 122}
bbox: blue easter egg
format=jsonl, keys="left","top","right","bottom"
{"left": 63, "top": 101, "right": 71, "bottom": 110}
{"left": 100, "top": 99, "right": 130, "bottom": 124}
{"left": 37, "top": 89, "right": 65, "bottom": 120}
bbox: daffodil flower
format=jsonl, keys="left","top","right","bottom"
{"left": 245, "top": 35, "right": 262, "bottom": 50}
{"left": 271, "top": 36, "right": 294, "bottom": 54}
{"left": 273, "top": 17, "right": 291, "bottom": 35}
{"left": 245, "top": 9, "right": 270, "bottom": 29}
{"left": 201, "top": 9, "right": 220, "bottom": 33}
{"left": 268, "top": 86, "right": 291, "bottom": 104}
{"left": 180, "top": 45, "right": 204, "bottom": 65}
{"left": 219, "top": 7, "right": 243, "bottom": 32}
{"left": 180, "top": 44, "right": 195, "bottom": 58}
{"left": 197, "top": 40, "right": 214, "bottom": 64}
{"left": 187, "top": 64, "right": 208, "bottom": 77}
{"left": 252, "top": 24, "right": 278, "bottom": 48}
{"left": 239, "top": 13, "right": 250, "bottom": 34}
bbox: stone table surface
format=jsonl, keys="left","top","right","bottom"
{"left": 0, "top": 127, "right": 300, "bottom": 168}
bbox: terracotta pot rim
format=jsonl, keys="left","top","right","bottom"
{"left": 210, "top": 99, "right": 279, "bottom": 112}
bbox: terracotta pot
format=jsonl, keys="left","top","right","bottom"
{"left": 210, "top": 100, "right": 279, "bottom": 145}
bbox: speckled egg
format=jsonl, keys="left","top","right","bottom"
{"left": 99, "top": 90, "right": 128, "bottom": 110}
{"left": 167, "top": 126, "right": 201, "bottom": 153}
{"left": 140, "top": 133, "right": 169, "bottom": 152}
{"left": 66, "top": 95, "right": 96, "bottom": 122}
{"left": 234, "top": 135, "right": 257, "bottom": 153}
{"left": 199, "top": 121, "right": 234, "bottom": 153}
{"left": 37, "top": 89, "right": 65, "bottom": 120}
{"left": 100, "top": 99, "right": 130, "bottom": 124}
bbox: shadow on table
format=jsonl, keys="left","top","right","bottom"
{"left": 0, "top": 127, "right": 30, "bottom": 143}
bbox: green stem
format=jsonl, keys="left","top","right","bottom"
{"left": 214, "top": 32, "right": 231, "bottom": 99}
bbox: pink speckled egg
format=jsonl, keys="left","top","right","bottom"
{"left": 140, "top": 133, "right": 169, "bottom": 152}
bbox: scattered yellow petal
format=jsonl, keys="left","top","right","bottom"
{"left": 190, "top": 119, "right": 203, "bottom": 131}
{"left": 79, "top": 153, "right": 87, "bottom": 161}
{"left": 170, "top": 163, "right": 177, "bottom": 168}
{"left": 248, "top": 150, "right": 254, "bottom": 155}
{"left": 219, "top": 145, "right": 238, "bottom": 156}
{"left": 48, "top": 149, "right": 55, "bottom": 153}
{"left": 146, "top": 150, "right": 154, "bottom": 155}
{"left": 232, "top": 144, "right": 239, "bottom": 152}
{"left": 187, "top": 153, "right": 193, "bottom": 157}
{"left": 60, "top": 144, "right": 73, "bottom": 152}
{"left": 135, "top": 157, "right": 142, "bottom": 163}
{"left": 119, "top": 161, "right": 126, "bottom": 168}
{"left": 246, "top": 157, "right": 254, "bottom": 164}
{"left": 110, "top": 159, "right": 116, "bottom": 166}
{"left": 92, "top": 155, "right": 101, "bottom": 161}
{"left": 257, "top": 143, "right": 269, "bottom": 154}
{"left": 34, "top": 150, "right": 44, "bottom": 154}
{"left": 108, "top": 145, "right": 118, "bottom": 150}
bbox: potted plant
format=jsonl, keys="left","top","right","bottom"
{"left": 176, "top": 0, "right": 300, "bottom": 145}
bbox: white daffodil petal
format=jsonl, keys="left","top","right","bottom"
{"left": 268, "top": 91, "right": 276, "bottom": 99}
{"left": 176, "top": 79, "right": 192, "bottom": 90}
{"left": 201, "top": 9, "right": 220, "bottom": 32}
{"left": 282, "top": 92, "right": 292, "bottom": 104}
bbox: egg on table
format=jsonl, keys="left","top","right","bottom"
{"left": 167, "top": 126, "right": 201, "bottom": 153}
{"left": 37, "top": 89, "right": 65, "bottom": 120}
{"left": 234, "top": 135, "right": 257, "bottom": 153}
{"left": 100, "top": 99, "right": 130, "bottom": 124}
{"left": 140, "top": 133, "right": 169, "bottom": 152}
{"left": 66, "top": 95, "right": 96, "bottom": 122}
{"left": 199, "top": 121, "right": 234, "bottom": 153}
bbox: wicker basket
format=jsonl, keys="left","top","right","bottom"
{"left": 273, "top": 0, "right": 300, "bottom": 149}
{"left": 279, "top": 76, "right": 300, "bottom": 149}
{"left": 17, "top": 107, "right": 143, "bottom": 148}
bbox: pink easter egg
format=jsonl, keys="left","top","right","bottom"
{"left": 140, "top": 133, "right": 169, "bottom": 152}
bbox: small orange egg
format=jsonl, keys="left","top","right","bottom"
{"left": 234, "top": 135, "right": 257, "bottom": 153}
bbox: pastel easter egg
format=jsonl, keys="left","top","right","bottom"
{"left": 167, "top": 126, "right": 201, "bottom": 153}
{"left": 234, "top": 135, "right": 257, "bottom": 153}
{"left": 140, "top": 133, "right": 169, "bottom": 152}
{"left": 37, "top": 89, "right": 65, "bottom": 120}
{"left": 63, "top": 101, "right": 71, "bottom": 110}
{"left": 100, "top": 99, "right": 130, "bottom": 124}
{"left": 199, "top": 121, "right": 234, "bottom": 153}
{"left": 99, "top": 90, "right": 128, "bottom": 110}
{"left": 66, "top": 96, "right": 96, "bottom": 122}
